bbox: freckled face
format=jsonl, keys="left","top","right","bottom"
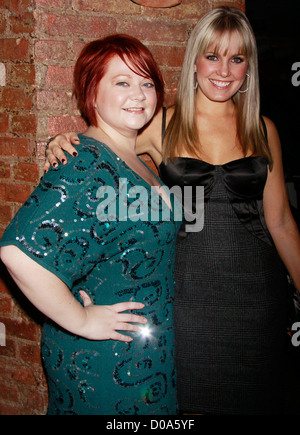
{"left": 195, "top": 31, "right": 249, "bottom": 102}
{"left": 94, "top": 55, "right": 157, "bottom": 136}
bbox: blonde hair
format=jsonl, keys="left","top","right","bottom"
{"left": 163, "top": 6, "right": 273, "bottom": 168}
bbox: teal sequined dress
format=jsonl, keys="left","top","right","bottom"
{"left": 0, "top": 135, "right": 181, "bottom": 415}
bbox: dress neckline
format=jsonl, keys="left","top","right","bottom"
{"left": 79, "top": 133, "right": 174, "bottom": 213}
{"left": 160, "top": 155, "right": 268, "bottom": 169}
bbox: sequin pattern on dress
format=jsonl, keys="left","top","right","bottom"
{"left": 0, "top": 134, "right": 181, "bottom": 415}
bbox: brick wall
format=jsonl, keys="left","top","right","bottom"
{"left": 0, "top": 0, "right": 245, "bottom": 415}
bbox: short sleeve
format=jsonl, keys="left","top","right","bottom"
{"left": 0, "top": 139, "right": 117, "bottom": 288}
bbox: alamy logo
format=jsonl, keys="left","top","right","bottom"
{"left": 0, "top": 322, "right": 5, "bottom": 346}
{"left": 291, "top": 62, "right": 300, "bottom": 87}
{"left": 291, "top": 322, "right": 300, "bottom": 347}
{"left": 96, "top": 179, "right": 204, "bottom": 232}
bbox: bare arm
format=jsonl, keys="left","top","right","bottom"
{"left": 0, "top": 245, "right": 147, "bottom": 342}
{"left": 43, "top": 107, "right": 175, "bottom": 171}
{"left": 263, "top": 117, "right": 300, "bottom": 291}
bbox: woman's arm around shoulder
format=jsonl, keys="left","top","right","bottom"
{"left": 136, "top": 106, "right": 175, "bottom": 167}
{"left": 263, "top": 116, "right": 300, "bottom": 291}
{"left": 44, "top": 107, "right": 175, "bottom": 171}
{"left": 44, "top": 133, "right": 80, "bottom": 172}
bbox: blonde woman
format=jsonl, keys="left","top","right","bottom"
{"left": 45, "top": 7, "right": 300, "bottom": 414}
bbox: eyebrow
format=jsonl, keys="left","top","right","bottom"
{"left": 111, "top": 73, "right": 133, "bottom": 79}
{"left": 206, "top": 50, "right": 246, "bottom": 57}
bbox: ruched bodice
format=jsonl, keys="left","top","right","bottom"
{"left": 158, "top": 154, "right": 287, "bottom": 415}
{"left": 159, "top": 156, "right": 267, "bottom": 198}
{"left": 159, "top": 156, "right": 273, "bottom": 245}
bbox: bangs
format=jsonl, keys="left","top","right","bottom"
{"left": 200, "top": 27, "right": 251, "bottom": 59}
{"left": 121, "top": 53, "right": 153, "bottom": 81}
{"left": 118, "top": 52, "right": 164, "bottom": 109}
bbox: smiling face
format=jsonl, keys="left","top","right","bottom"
{"left": 94, "top": 55, "right": 157, "bottom": 138}
{"left": 194, "top": 30, "right": 249, "bottom": 103}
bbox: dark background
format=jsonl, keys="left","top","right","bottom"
{"left": 246, "top": 0, "right": 300, "bottom": 226}
{"left": 246, "top": 1, "right": 300, "bottom": 413}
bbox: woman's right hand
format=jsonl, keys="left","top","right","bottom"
{"left": 79, "top": 291, "right": 148, "bottom": 342}
{"left": 44, "top": 132, "right": 80, "bottom": 173}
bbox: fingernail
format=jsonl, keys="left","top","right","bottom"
{"left": 73, "top": 152, "right": 78, "bottom": 157}
{"left": 62, "top": 159, "right": 66, "bottom": 164}
{"left": 52, "top": 163, "right": 57, "bottom": 168}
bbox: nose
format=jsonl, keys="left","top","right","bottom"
{"left": 130, "top": 85, "right": 146, "bottom": 101}
{"left": 217, "top": 60, "right": 230, "bottom": 78}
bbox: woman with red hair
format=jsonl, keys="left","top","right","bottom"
{"left": 0, "top": 35, "right": 180, "bottom": 415}
{"left": 44, "top": 8, "right": 300, "bottom": 415}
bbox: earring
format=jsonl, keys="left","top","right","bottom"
{"left": 238, "top": 73, "right": 250, "bottom": 94}
{"left": 194, "top": 71, "right": 198, "bottom": 90}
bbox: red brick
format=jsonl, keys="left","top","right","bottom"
{"left": 0, "top": 204, "right": 12, "bottom": 225}
{"left": 35, "top": 40, "right": 70, "bottom": 62}
{"left": 0, "top": 114, "right": 9, "bottom": 133}
{"left": 11, "top": 114, "right": 37, "bottom": 135}
{"left": 0, "top": 379, "right": 20, "bottom": 402}
{"left": 0, "top": 294, "right": 13, "bottom": 316}
{"left": 1, "top": 317, "right": 41, "bottom": 342}
{"left": 37, "top": 12, "right": 117, "bottom": 38}
{"left": 18, "top": 342, "right": 42, "bottom": 364}
{"left": 48, "top": 115, "right": 87, "bottom": 135}
{"left": 4, "top": 0, "right": 32, "bottom": 13}
{"left": 0, "top": 183, "right": 31, "bottom": 203}
{"left": 149, "top": 44, "right": 186, "bottom": 68}
{"left": 2, "top": 361, "right": 39, "bottom": 385}
{"left": 45, "top": 65, "right": 74, "bottom": 87}
{"left": 0, "top": 12, "right": 6, "bottom": 34}
{"left": 0, "top": 161, "right": 11, "bottom": 179}
{"left": 9, "top": 64, "right": 35, "bottom": 86}
{"left": 0, "top": 137, "right": 30, "bottom": 157}
{"left": 37, "top": 90, "right": 73, "bottom": 112}
{"left": 132, "top": 0, "right": 181, "bottom": 5}
{"left": 212, "top": 0, "right": 245, "bottom": 11}
{"left": 119, "top": 18, "right": 187, "bottom": 42}
{"left": 0, "top": 88, "right": 33, "bottom": 111}
{"left": 0, "top": 401, "right": 23, "bottom": 416}
{"left": 73, "top": 0, "right": 140, "bottom": 14}
{"left": 18, "top": 383, "right": 48, "bottom": 414}
{"left": 0, "top": 39, "right": 29, "bottom": 61}
{"left": 13, "top": 162, "right": 39, "bottom": 183}
{"left": 0, "top": 265, "right": 11, "bottom": 295}
{"left": 35, "top": 0, "right": 68, "bottom": 8}
{"left": 9, "top": 12, "right": 35, "bottom": 34}
{"left": 0, "top": 337, "right": 17, "bottom": 358}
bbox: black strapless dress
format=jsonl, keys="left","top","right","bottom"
{"left": 159, "top": 156, "right": 287, "bottom": 415}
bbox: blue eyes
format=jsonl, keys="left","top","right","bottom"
{"left": 116, "top": 82, "right": 154, "bottom": 88}
{"left": 143, "top": 82, "right": 155, "bottom": 88}
{"left": 206, "top": 55, "right": 244, "bottom": 63}
{"left": 232, "top": 57, "right": 244, "bottom": 63}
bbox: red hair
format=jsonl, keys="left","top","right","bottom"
{"left": 73, "top": 34, "right": 164, "bottom": 127}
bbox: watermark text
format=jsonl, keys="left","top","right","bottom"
{"left": 291, "top": 62, "right": 300, "bottom": 86}
{"left": 0, "top": 322, "right": 5, "bottom": 346}
{"left": 291, "top": 322, "right": 300, "bottom": 347}
{"left": 96, "top": 179, "right": 204, "bottom": 233}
